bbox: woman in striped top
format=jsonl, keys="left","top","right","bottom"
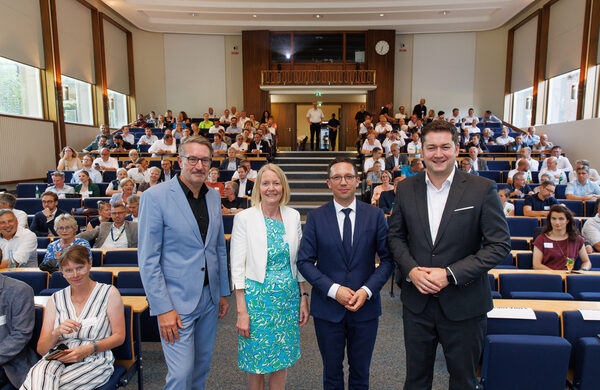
{"left": 20, "top": 245, "right": 125, "bottom": 390}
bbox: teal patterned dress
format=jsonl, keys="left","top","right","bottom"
{"left": 238, "top": 217, "right": 301, "bottom": 374}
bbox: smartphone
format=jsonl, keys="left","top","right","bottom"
{"left": 45, "top": 344, "right": 69, "bottom": 360}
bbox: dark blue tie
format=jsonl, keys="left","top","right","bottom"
{"left": 342, "top": 208, "right": 352, "bottom": 261}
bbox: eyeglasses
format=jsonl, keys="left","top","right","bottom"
{"left": 61, "top": 265, "right": 87, "bottom": 276}
{"left": 55, "top": 226, "right": 73, "bottom": 231}
{"left": 182, "top": 156, "right": 211, "bottom": 166}
{"left": 330, "top": 175, "right": 357, "bottom": 183}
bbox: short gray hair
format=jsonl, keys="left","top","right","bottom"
{"left": 0, "top": 209, "right": 15, "bottom": 219}
{"left": 225, "top": 181, "right": 238, "bottom": 193}
{"left": 51, "top": 171, "right": 65, "bottom": 178}
{"left": 178, "top": 135, "right": 213, "bottom": 156}
{"left": 54, "top": 214, "right": 78, "bottom": 231}
{"left": 0, "top": 193, "right": 16, "bottom": 208}
{"left": 127, "top": 195, "right": 140, "bottom": 204}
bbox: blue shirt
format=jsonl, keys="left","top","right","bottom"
{"left": 41, "top": 238, "right": 92, "bottom": 270}
{"left": 565, "top": 180, "right": 600, "bottom": 197}
{"left": 401, "top": 166, "right": 419, "bottom": 178}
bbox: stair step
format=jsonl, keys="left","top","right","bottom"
{"left": 285, "top": 172, "right": 329, "bottom": 180}
{"left": 278, "top": 163, "right": 329, "bottom": 172}
{"left": 275, "top": 156, "right": 359, "bottom": 165}
{"left": 288, "top": 180, "right": 329, "bottom": 189}
{"left": 277, "top": 151, "right": 358, "bottom": 158}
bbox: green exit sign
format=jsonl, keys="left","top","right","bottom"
{"left": 315, "top": 92, "right": 322, "bottom": 96}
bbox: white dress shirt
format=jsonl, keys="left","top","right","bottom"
{"left": 128, "top": 167, "right": 150, "bottom": 183}
{"left": 237, "top": 179, "right": 248, "bottom": 197}
{"left": 137, "top": 135, "right": 158, "bottom": 145}
{"left": 327, "top": 199, "right": 373, "bottom": 300}
{"left": 0, "top": 227, "right": 38, "bottom": 267}
{"left": 306, "top": 108, "right": 324, "bottom": 123}
{"left": 231, "top": 142, "right": 248, "bottom": 152}
{"left": 148, "top": 139, "right": 177, "bottom": 156}
{"left": 541, "top": 156, "right": 573, "bottom": 172}
{"left": 209, "top": 125, "right": 225, "bottom": 134}
{"left": 93, "top": 157, "right": 119, "bottom": 170}
{"left": 101, "top": 224, "right": 128, "bottom": 249}
{"left": 517, "top": 158, "right": 540, "bottom": 172}
{"left": 425, "top": 169, "right": 455, "bottom": 243}
{"left": 375, "top": 123, "right": 392, "bottom": 134}
{"left": 47, "top": 185, "right": 76, "bottom": 199}
{"left": 122, "top": 133, "right": 135, "bottom": 144}
{"left": 363, "top": 157, "right": 386, "bottom": 172}
{"left": 12, "top": 209, "right": 28, "bottom": 229}
{"left": 382, "top": 138, "right": 405, "bottom": 154}
{"left": 232, "top": 169, "right": 258, "bottom": 181}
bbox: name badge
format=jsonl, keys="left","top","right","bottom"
{"left": 544, "top": 206, "right": 550, "bottom": 210}
{"left": 544, "top": 242, "right": 554, "bottom": 248}
{"left": 81, "top": 317, "right": 98, "bottom": 328}
{"left": 0, "top": 315, "right": 6, "bottom": 326}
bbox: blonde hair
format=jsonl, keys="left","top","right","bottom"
{"left": 60, "top": 146, "right": 78, "bottom": 159}
{"left": 251, "top": 164, "right": 291, "bottom": 208}
{"left": 54, "top": 213, "right": 78, "bottom": 231}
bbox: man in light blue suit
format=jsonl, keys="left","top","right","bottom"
{"left": 138, "top": 136, "right": 230, "bottom": 390}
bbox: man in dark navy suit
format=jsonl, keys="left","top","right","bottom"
{"left": 297, "top": 157, "right": 394, "bottom": 390}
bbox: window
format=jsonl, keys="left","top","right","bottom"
{"left": 108, "top": 89, "right": 128, "bottom": 129}
{"left": 345, "top": 33, "right": 365, "bottom": 63}
{"left": 271, "top": 34, "right": 291, "bottom": 63}
{"left": 61, "top": 75, "right": 93, "bottom": 125}
{"left": 512, "top": 87, "right": 533, "bottom": 128}
{"left": 293, "top": 33, "right": 343, "bottom": 63}
{"left": 0, "top": 57, "right": 43, "bottom": 118}
{"left": 546, "top": 69, "right": 580, "bottom": 124}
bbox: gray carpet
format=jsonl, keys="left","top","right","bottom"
{"left": 126, "top": 280, "right": 452, "bottom": 389}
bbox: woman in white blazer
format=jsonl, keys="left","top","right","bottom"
{"left": 231, "top": 163, "right": 309, "bottom": 390}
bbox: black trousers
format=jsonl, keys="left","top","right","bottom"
{"left": 402, "top": 297, "right": 486, "bottom": 390}
{"left": 310, "top": 122, "right": 321, "bottom": 150}
{"left": 329, "top": 130, "right": 338, "bottom": 151}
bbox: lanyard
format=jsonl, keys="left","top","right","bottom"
{"left": 111, "top": 225, "right": 126, "bottom": 242}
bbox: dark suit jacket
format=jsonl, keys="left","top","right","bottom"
{"left": 378, "top": 190, "right": 395, "bottom": 214}
{"left": 30, "top": 208, "right": 67, "bottom": 237}
{"left": 248, "top": 140, "right": 271, "bottom": 155}
{"left": 159, "top": 169, "right": 179, "bottom": 182}
{"left": 239, "top": 179, "right": 254, "bottom": 197}
{"left": 473, "top": 158, "right": 488, "bottom": 171}
{"left": 385, "top": 154, "right": 408, "bottom": 171}
{"left": 77, "top": 221, "right": 138, "bottom": 248}
{"left": 297, "top": 200, "right": 394, "bottom": 323}
{"left": 219, "top": 158, "right": 242, "bottom": 171}
{"left": 387, "top": 169, "right": 510, "bottom": 321}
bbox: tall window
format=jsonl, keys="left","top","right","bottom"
{"left": 108, "top": 89, "right": 128, "bottom": 129}
{"left": 61, "top": 75, "right": 93, "bottom": 125}
{"left": 546, "top": 69, "right": 580, "bottom": 124}
{"left": 0, "top": 57, "right": 43, "bottom": 118}
{"left": 512, "top": 87, "right": 533, "bottom": 128}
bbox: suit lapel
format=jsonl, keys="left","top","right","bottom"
{"left": 204, "top": 190, "right": 218, "bottom": 246}
{"left": 324, "top": 201, "right": 346, "bottom": 261}
{"left": 433, "top": 171, "right": 468, "bottom": 249}
{"left": 169, "top": 178, "right": 203, "bottom": 244}
{"left": 415, "top": 174, "right": 434, "bottom": 248}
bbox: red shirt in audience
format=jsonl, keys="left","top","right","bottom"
{"left": 533, "top": 234, "right": 584, "bottom": 270}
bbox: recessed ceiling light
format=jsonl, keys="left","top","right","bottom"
{"left": 252, "top": 14, "right": 257, "bottom": 18}
{"left": 314, "top": 14, "right": 321, "bottom": 19}
{"left": 440, "top": 11, "right": 449, "bottom": 16}
{"left": 379, "top": 13, "right": 384, "bottom": 17}
{"left": 190, "top": 12, "right": 197, "bottom": 17}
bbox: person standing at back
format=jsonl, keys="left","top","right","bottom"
{"left": 138, "top": 136, "right": 230, "bottom": 390}
{"left": 297, "top": 157, "right": 394, "bottom": 389}
{"left": 307, "top": 101, "right": 324, "bottom": 151}
{"left": 387, "top": 120, "right": 510, "bottom": 390}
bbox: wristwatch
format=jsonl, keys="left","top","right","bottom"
{"left": 446, "top": 268, "right": 455, "bottom": 285}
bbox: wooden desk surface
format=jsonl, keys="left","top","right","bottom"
{"left": 489, "top": 269, "right": 600, "bottom": 280}
{"left": 35, "top": 295, "right": 148, "bottom": 313}
{"left": 493, "top": 299, "right": 600, "bottom": 313}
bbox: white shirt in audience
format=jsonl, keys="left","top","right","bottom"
{"left": 363, "top": 157, "right": 385, "bottom": 172}
{"left": 93, "top": 157, "right": 119, "bottom": 170}
{"left": 237, "top": 179, "right": 249, "bottom": 197}
{"left": 231, "top": 142, "right": 248, "bottom": 152}
{"left": 101, "top": 225, "right": 128, "bottom": 249}
{"left": 361, "top": 139, "right": 382, "bottom": 153}
{"left": 209, "top": 125, "right": 225, "bottom": 134}
{"left": 12, "top": 209, "right": 28, "bottom": 229}
{"left": 137, "top": 135, "right": 158, "bottom": 145}
{"left": 72, "top": 168, "right": 103, "bottom": 184}
{"left": 46, "top": 185, "right": 75, "bottom": 199}
{"left": 148, "top": 139, "right": 177, "bottom": 157}
{"left": 516, "top": 158, "right": 540, "bottom": 172}
{"left": 0, "top": 227, "right": 38, "bottom": 267}
{"left": 220, "top": 114, "right": 234, "bottom": 123}
{"left": 406, "top": 141, "right": 422, "bottom": 156}
{"left": 375, "top": 123, "right": 392, "bottom": 134}
{"left": 382, "top": 138, "right": 405, "bottom": 154}
{"left": 127, "top": 168, "right": 150, "bottom": 183}
{"left": 495, "top": 135, "right": 514, "bottom": 146}
{"left": 122, "top": 133, "right": 135, "bottom": 145}
{"left": 541, "top": 156, "right": 573, "bottom": 172}
{"left": 232, "top": 169, "right": 258, "bottom": 181}
{"left": 582, "top": 216, "right": 600, "bottom": 248}
{"left": 507, "top": 169, "right": 532, "bottom": 182}
{"left": 539, "top": 168, "right": 567, "bottom": 185}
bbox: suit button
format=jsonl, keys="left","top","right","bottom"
{"left": 432, "top": 253, "right": 436, "bottom": 257}
{"left": 201, "top": 267, "right": 205, "bottom": 271}
{"left": 346, "top": 270, "right": 350, "bottom": 274}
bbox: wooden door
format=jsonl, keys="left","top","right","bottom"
{"left": 271, "top": 103, "right": 297, "bottom": 150}
{"left": 341, "top": 103, "right": 363, "bottom": 151}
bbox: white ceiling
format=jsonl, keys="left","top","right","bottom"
{"left": 101, "top": 0, "right": 535, "bottom": 35}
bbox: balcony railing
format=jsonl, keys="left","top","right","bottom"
{"left": 261, "top": 70, "right": 376, "bottom": 86}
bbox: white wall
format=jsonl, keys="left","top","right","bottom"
{"left": 164, "top": 34, "right": 227, "bottom": 118}
{"left": 411, "top": 32, "right": 477, "bottom": 117}
{"left": 536, "top": 118, "right": 600, "bottom": 169}
{"left": 224, "top": 35, "right": 244, "bottom": 112}
{"left": 132, "top": 28, "right": 166, "bottom": 116}
{"left": 394, "top": 34, "right": 413, "bottom": 111}
{"left": 65, "top": 123, "right": 100, "bottom": 152}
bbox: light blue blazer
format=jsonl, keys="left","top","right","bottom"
{"left": 138, "top": 176, "right": 230, "bottom": 316}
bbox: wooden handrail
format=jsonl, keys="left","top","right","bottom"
{"left": 261, "top": 70, "right": 376, "bottom": 86}
{"left": 502, "top": 120, "right": 527, "bottom": 135}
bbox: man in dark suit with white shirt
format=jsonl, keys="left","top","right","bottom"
{"left": 385, "top": 143, "right": 408, "bottom": 173}
{"left": 387, "top": 120, "right": 510, "bottom": 390}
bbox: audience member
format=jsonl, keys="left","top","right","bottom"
{"left": 0, "top": 210, "right": 37, "bottom": 268}
{"left": 460, "top": 158, "right": 478, "bottom": 175}
{"left": 400, "top": 159, "right": 423, "bottom": 180}
{"left": 0, "top": 193, "right": 28, "bottom": 229}
{"left": 327, "top": 113, "right": 340, "bottom": 151}
{"left": 382, "top": 131, "right": 404, "bottom": 154}
{"left": 127, "top": 158, "right": 150, "bottom": 184}
{"left": 516, "top": 147, "right": 539, "bottom": 171}
{"left": 307, "top": 101, "right": 324, "bottom": 151}
{"left": 123, "top": 149, "right": 139, "bottom": 170}
{"left": 74, "top": 170, "right": 100, "bottom": 198}
{"left": 236, "top": 165, "right": 255, "bottom": 197}
{"left": 231, "top": 134, "right": 249, "bottom": 153}
{"left": 57, "top": 146, "right": 82, "bottom": 171}
{"left": 363, "top": 148, "right": 385, "bottom": 172}
{"left": 155, "top": 115, "right": 168, "bottom": 130}
{"left": 507, "top": 134, "right": 525, "bottom": 152}
{"left": 375, "top": 116, "right": 392, "bottom": 134}
{"left": 466, "top": 133, "right": 487, "bottom": 153}
{"left": 72, "top": 155, "right": 103, "bottom": 184}
{"left": 380, "top": 102, "right": 395, "bottom": 123}
{"left": 220, "top": 147, "right": 241, "bottom": 171}
{"left": 221, "top": 181, "right": 245, "bottom": 213}
{"left": 541, "top": 146, "right": 573, "bottom": 172}
{"left": 39, "top": 214, "right": 91, "bottom": 272}
{"left": 495, "top": 128, "right": 514, "bottom": 146}
{"left": 149, "top": 134, "right": 177, "bottom": 157}
{"left": 87, "top": 201, "right": 112, "bottom": 230}
{"left": 385, "top": 144, "right": 408, "bottom": 173}
{"left": 220, "top": 108, "right": 233, "bottom": 124}
{"left": 78, "top": 203, "right": 137, "bottom": 248}
{"left": 109, "top": 178, "right": 136, "bottom": 206}
{"left": 469, "top": 147, "right": 488, "bottom": 171}
{"left": 582, "top": 202, "right": 600, "bottom": 252}
{"left": 83, "top": 135, "right": 109, "bottom": 153}
{"left": 159, "top": 159, "right": 176, "bottom": 182}
{"left": 137, "top": 128, "right": 158, "bottom": 145}
{"left": 361, "top": 133, "right": 383, "bottom": 155}
{"left": 533, "top": 205, "right": 591, "bottom": 270}
{"left": 463, "top": 107, "right": 476, "bottom": 123}
{"left": 212, "top": 134, "right": 228, "bottom": 155}
{"left": 106, "top": 168, "right": 129, "bottom": 196}
{"left": 30, "top": 192, "right": 66, "bottom": 237}
{"left": 498, "top": 188, "right": 514, "bottom": 216}
{"left": 539, "top": 156, "right": 567, "bottom": 185}
{"left": 47, "top": 171, "right": 76, "bottom": 198}
{"left": 371, "top": 170, "right": 394, "bottom": 205}
{"left": 248, "top": 132, "right": 271, "bottom": 156}
{"left": 232, "top": 160, "right": 258, "bottom": 181}
{"left": 394, "top": 106, "right": 407, "bottom": 121}
{"left": 524, "top": 181, "right": 559, "bottom": 217}
{"left": 406, "top": 133, "right": 422, "bottom": 157}
{"left": 507, "top": 159, "right": 532, "bottom": 184}
{"left": 119, "top": 126, "right": 135, "bottom": 144}
{"left": 533, "top": 134, "right": 553, "bottom": 156}
{"left": 138, "top": 167, "right": 162, "bottom": 192}
{"left": 565, "top": 165, "right": 600, "bottom": 200}
{"left": 205, "top": 167, "right": 225, "bottom": 196}
{"left": 95, "top": 124, "right": 113, "bottom": 145}
{"left": 93, "top": 148, "right": 119, "bottom": 171}
{"left": 366, "top": 162, "right": 383, "bottom": 185}
{"left": 482, "top": 110, "right": 501, "bottom": 122}
{"left": 125, "top": 195, "right": 139, "bottom": 222}
{"left": 226, "top": 117, "right": 243, "bottom": 135}
{"left": 507, "top": 172, "right": 534, "bottom": 198}
{"left": 209, "top": 119, "right": 225, "bottom": 135}
{"left": 448, "top": 108, "right": 461, "bottom": 123}
{"left": 569, "top": 159, "right": 600, "bottom": 183}
{"left": 464, "top": 118, "right": 480, "bottom": 134}
{"left": 355, "top": 104, "right": 370, "bottom": 129}
{"left": 109, "top": 134, "right": 134, "bottom": 153}
{"left": 523, "top": 126, "right": 540, "bottom": 147}
{"left": 20, "top": 244, "right": 125, "bottom": 389}
{"left": 482, "top": 128, "right": 494, "bottom": 144}
{"left": 412, "top": 98, "right": 427, "bottom": 119}
{"left": 0, "top": 272, "right": 37, "bottom": 388}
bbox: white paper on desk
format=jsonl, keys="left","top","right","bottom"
{"left": 34, "top": 296, "right": 50, "bottom": 307}
{"left": 487, "top": 307, "right": 537, "bottom": 320}
{"left": 579, "top": 310, "right": 600, "bottom": 321}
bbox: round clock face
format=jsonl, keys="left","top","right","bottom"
{"left": 375, "top": 40, "right": 390, "bottom": 55}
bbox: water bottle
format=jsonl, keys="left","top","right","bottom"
{"left": 7, "top": 250, "right": 16, "bottom": 271}
{"left": 35, "top": 186, "right": 41, "bottom": 199}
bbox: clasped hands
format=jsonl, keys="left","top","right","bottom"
{"left": 335, "top": 286, "right": 368, "bottom": 312}
{"left": 408, "top": 267, "right": 449, "bottom": 295}
{"left": 51, "top": 319, "right": 93, "bottom": 363}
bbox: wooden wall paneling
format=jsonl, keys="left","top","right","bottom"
{"left": 591, "top": 0, "right": 600, "bottom": 117}
{"left": 91, "top": 8, "right": 104, "bottom": 126}
{"left": 126, "top": 30, "right": 136, "bottom": 122}
{"left": 271, "top": 103, "right": 297, "bottom": 150}
{"left": 98, "top": 14, "right": 109, "bottom": 125}
{"left": 242, "top": 30, "right": 270, "bottom": 118}
{"left": 341, "top": 103, "right": 362, "bottom": 151}
{"left": 365, "top": 30, "right": 395, "bottom": 114}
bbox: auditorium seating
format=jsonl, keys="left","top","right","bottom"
{"left": 116, "top": 271, "right": 145, "bottom": 296}
{"left": 487, "top": 310, "right": 560, "bottom": 336}
{"left": 507, "top": 217, "right": 539, "bottom": 237}
{"left": 15, "top": 199, "right": 42, "bottom": 214}
{"left": 479, "top": 170, "right": 502, "bottom": 183}
{"left": 1, "top": 271, "right": 49, "bottom": 295}
{"left": 103, "top": 250, "right": 138, "bottom": 266}
{"left": 566, "top": 275, "right": 600, "bottom": 301}
{"left": 498, "top": 274, "right": 574, "bottom": 300}
{"left": 16, "top": 183, "right": 47, "bottom": 198}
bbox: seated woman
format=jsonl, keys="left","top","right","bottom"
{"left": 40, "top": 214, "right": 91, "bottom": 272}
{"left": 74, "top": 171, "right": 100, "bottom": 199}
{"left": 366, "top": 162, "right": 383, "bottom": 186}
{"left": 138, "top": 167, "right": 161, "bottom": 192}
{"left": 57, "top": 146, "right": 82, "bottom": 171}
{"left": 87, "top": 201, "right": 112, "bottom": 230}
{"left": 105, "top": 168, "right": 129, "bottom": 196}
{"left": 205, "top": 167, "right": 225, "bottom": 196}
{"left": 109, "top": 178, "right": 136, "bottom": 206}
{"left": 533, "top": 204, "right": 591, "bottom": 270}
{"left": 371, "top": 170, "right": 394, "bottom": 206}
{"left": 20, "top": 245, "right": 125, "bottom": 389}
{"left": 498, "top": 188, "right": 514, "bottom": 217}
{"left": 221, "top": 181, "right": 245, "bottom": 214}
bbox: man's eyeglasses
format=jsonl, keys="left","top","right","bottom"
{"left": 330, "top": 175, "right": 357, "bottom": 183}
{"left": 182, "top": 156, "right": 211, "bottom": 166}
